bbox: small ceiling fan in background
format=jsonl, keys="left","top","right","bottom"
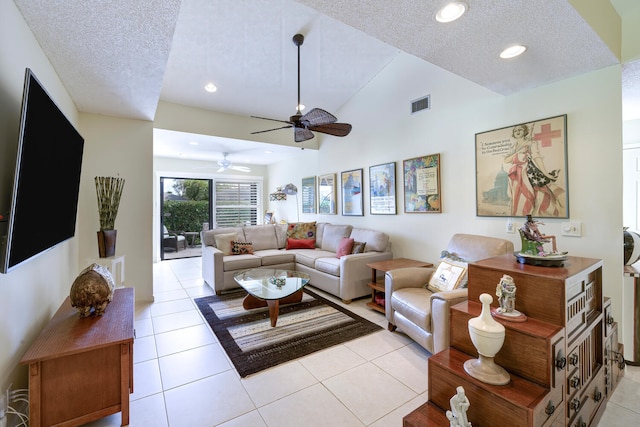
{"left": 251, "top": 34, "right": 352, "bottom": 143}
{"left": 216, "top": 152, "right": 251, "bottom": 172}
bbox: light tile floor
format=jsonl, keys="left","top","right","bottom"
{"left": 84, "top": 257, "right": 639, "bottom": 426}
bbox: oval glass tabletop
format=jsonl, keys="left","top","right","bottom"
{"left": 233, "top": 268, "right": 310, "bottom": 300}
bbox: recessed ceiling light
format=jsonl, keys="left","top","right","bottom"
{"left": 204, "top": 82, "right": 217, "bottom": 93}
{"left": 264, "top": 150, "right": 273, "bottom": 154}
{"left": 500, "top": 45, "right": 527, "bottom": 59}
{"left": 189, "top": 141, "right": 198, "bottom": 145}
{"left": 436, "top": 2, "right": 468, "bottom": 23}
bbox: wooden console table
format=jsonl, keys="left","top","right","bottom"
{"left": 21, "top": 288, "right": 134, "bottom": 427}
{"left": 366, "top": 258, "right": 433, "bottom": 313}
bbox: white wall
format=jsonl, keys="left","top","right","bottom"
{"left": 269, "top": 52, "right": 625, "bottom": 340}
{"left": 78, "top": 113, "right": 154, "bottom": 301}
{"left": 0, "top": 0, "right": 83, "bottom": 390}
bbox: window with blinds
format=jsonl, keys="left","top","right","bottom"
{"left": 214, "top": 180, "right": 259, "bottom": 227}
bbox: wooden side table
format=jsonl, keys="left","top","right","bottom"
{"left": 20, "top": 288, "right": 134, "bottom": 427}
{"left": 366, "top": 258, "right": 433, "bottom": 313}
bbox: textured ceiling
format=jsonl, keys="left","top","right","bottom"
{"left": 12, "top": 0, "right": 638, "bottom": 164}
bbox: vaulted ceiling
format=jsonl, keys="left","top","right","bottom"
{"left": 13, "top": 0, "right": 637, "bottom": 164}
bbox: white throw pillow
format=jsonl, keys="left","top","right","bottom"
{"left": 427, "top": 259, "right": 468, "bottom": 293}
{"left": 214, "top": 233, "right": 238, "bottom": 256}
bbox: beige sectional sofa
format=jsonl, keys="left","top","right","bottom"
{"left": 201, "top": 222, "right": 392, "bottom": 302}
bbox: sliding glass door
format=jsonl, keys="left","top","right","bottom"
{"left": 160, "top": 177, "right": 212, "bottom": 260}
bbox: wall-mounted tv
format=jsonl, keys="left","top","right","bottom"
{"left": 0, "top": 68, "right": 84, "bottom": 273}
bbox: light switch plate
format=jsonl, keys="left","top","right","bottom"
{"left": 561, "top": 222, "right": 582, "bottom": 237}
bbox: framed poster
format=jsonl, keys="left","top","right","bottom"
{"left": 263, "top": 211, "right": 274, "bottom": 224}
{"left": 369, "top": 162, "right": 396, "bottom": 214}
{"left": 403, "top": 153, "right": 441, "bottom": 213}
{"left": 475, "top": 114, "right": 568, "bottom": 218}
{"left": 301, "top": 176, "right": 316, "bottom": 213}
{"left": 341, "top": 168, "right": 364, "bottom": 216}
{"left": 318, "top": 173, "right": 337, "bottom": 214}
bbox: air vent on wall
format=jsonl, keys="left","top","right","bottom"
{"left": 411, "top": 95, "right": 430, "bottom": 114}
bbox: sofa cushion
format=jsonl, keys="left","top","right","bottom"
{"left": 286, "top": 238, "right": 315, "bottom": 249}
{"left": 349, "top": 228, "right": 389, "bottom": 252}
{"left": 287, "top": 222, "right": 317, "bottom": 240}
{"left": 214, "top": 233, "right": 238, "bottom": 256}
{"left": 243, "top": 225, "right": 277, "bottom": 251}
{"left": 293, "top": 249, "right": 335, "bottom": 268}
{"left": 254, "top": 249, "right": 296, "bottom": 266}
{"left": 351, "top": 241, "right": 366, "bottom": 254}
{"left": 315, "top": 257, "right": 341, "bottom": 276}
{"left": 336, "top": 237, "right": 354, "bottom": 258}
{"left": 321, "top": 224, "right": 352, "bottom": 252}
{"left": 315, "top": 223, "right": 326, "bottom": 248}
{"left": 231, "top": 241, "right": 254, "bottom": 255}
{"left": 392, "top": 288, "right": 432, "bottom": 331}
{"left": 223, "top": 254, "right": 261, "bottom": 270}
{"left": 275, "top": 224, "right": 288, "bottom": 249}
{"left": 202, "top": 228, "right": 244, "bottom": 247}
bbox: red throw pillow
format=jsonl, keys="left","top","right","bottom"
{"left": 286, "top": 238, "right": 316, "bottom": 249}
{"left": 336, "top": 237, "right": 355, "bottom": 258}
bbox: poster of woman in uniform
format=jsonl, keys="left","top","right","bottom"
{"left": 475, "top": 115, "right": 568, "bottom": 218}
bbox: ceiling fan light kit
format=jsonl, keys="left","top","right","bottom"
{"left": 251, "top": 34, "right": 352, "bottom": 143}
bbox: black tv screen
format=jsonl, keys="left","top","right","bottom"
{"left": 1, "top": 68, "right": 84, "bottom": 273}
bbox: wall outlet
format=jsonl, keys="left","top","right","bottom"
{"left": 506, "top": 218, "right": 515, "bottom": 234}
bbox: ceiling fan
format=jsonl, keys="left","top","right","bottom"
{"left": 216, "top": 152, "right": 251, "bottom": 173}
{"left": 251, "top": 34, "right": 352, "bottom": 143}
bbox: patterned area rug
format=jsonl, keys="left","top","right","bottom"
{"left": 194, "top": 289, "right": 382, "bottom": 377}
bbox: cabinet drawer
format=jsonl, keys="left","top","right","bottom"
{"left": 533, "top": 385, "right": 564, "bottom": 427}
{"left": 568, "top": 368, "right": 605, "bottom": 426}
{"left": 604, "top": 297, "right": 614, "bottom": 337}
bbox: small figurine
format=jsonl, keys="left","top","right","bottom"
{"left": 496, "top": 274, "right": 516, "bottom": 314}
{"left": 494, "top": 274, "right": 526, "bottom": 321}
{"left": 446, "top": 386, "right": 472, "bottom": 427}
{"left": 519, "top": 215, "right": 558, "bottom": 256}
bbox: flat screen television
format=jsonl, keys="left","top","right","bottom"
{"left": 1, "top": 68, "right": 84, "bottom": 273}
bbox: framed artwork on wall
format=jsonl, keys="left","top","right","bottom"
{"left": 318, "top": 173, "right": 337, "bottom": 214}
{"left": 475, "top": 114, "right": 568, "bottom": 218}
{"left": 403, "top": 153, "right": 441, "bottom": 213}
{"left": 369, "top": 162, "right": 396, "bottom": 214}
{"left": 301, "top": 176, "right": 316, "bottom": 213}
{"left": 341, "top": 168, "right": 364, "bottom": 216}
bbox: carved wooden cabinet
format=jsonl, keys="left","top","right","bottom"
{"left": 405, "top": 254, "right": 616, "bottom": 427}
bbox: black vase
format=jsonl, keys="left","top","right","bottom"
{"left": 97, "top": 229, "right": 117, "bottom": 258}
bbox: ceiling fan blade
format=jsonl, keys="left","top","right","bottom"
{"left": 217, "top": 167, "right": 226, "bottom": 173}
{"left": 230, "top": 165, "right": 251, "bottom": 172}
{"left": 251, "top": 116, "right": 293, "bottom": 125}
{"left": 294, "top": 127, "right": 314, "bottom": 142}
{"left": 309, "top": 122, "right": 352, "bottom": 137}
{"left": 300, "top": 108, "right": 337, "bottom": 126}
{"left": 251, "top": 125, "right": 293, "bottom": 135}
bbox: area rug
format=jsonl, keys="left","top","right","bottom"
{"left": 194, "top": 289, "right": 382, "bottom": 377}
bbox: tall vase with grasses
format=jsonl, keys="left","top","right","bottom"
{"left": 95, "top": 176, "right": 125, "bottom": 257}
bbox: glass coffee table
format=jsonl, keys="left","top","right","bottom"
{"left": 233, "top": 269, "right": 311, "bottom": 327}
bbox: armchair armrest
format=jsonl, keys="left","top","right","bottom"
{"left": 430, "top": 288, "right": 469, "bottom": 354}
{"left": 385, "top": 267, "right": 435, "bottom": 322}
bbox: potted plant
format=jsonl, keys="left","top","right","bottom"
{"left": 95, "top": 176, "right": 125, "bottom": 257}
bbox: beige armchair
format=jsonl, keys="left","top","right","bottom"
{"left": 385, "top": 234, "right": 514, "bottom": 354}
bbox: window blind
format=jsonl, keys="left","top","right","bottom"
{"left": 214, "top": 180, "right": 259, "bottom": 227}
